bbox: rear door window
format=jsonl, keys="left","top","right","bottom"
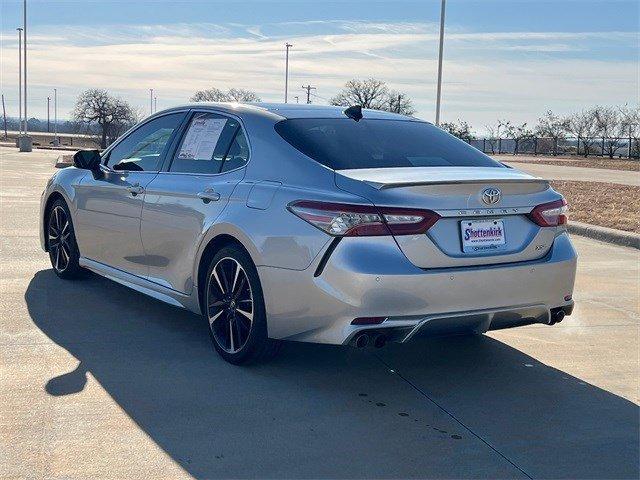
{"left": 169, "top": 113, "right": 243, "bottom": 174}
{"left": 220, "top": 129, "right": 250, "bottom": 173}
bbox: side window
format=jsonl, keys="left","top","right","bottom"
{"left": 220, "top": 129, "right": 250, "bottom": 173}
{"left": 107, "top": 113, "right": 185, "bottom": 171}
{"left": 170, "top": 113, "right": 240, "bottom": 174}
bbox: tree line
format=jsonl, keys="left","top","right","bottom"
{"left": 442, "top": 106, "right": 640, "bottom": 158}
{"left": 69, "top": 82, "right": 637, "bottom": 157}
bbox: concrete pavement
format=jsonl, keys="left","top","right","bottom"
{"left": 1, "top": 146, "right": 639, "bottom": 479}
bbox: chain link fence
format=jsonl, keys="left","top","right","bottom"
{"left": 469, "top": 137, "right": 640, "bottom": 159}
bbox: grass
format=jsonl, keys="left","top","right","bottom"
{"left": 550, "top": 180, "right": 640, "bottom": 233}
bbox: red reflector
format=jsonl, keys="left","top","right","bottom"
{"left": 351, "top": 317, "right": 386, "bottom": 325}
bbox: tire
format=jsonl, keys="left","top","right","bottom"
{"left": 46, "top": 198, "right": 83, "bottom": 279}
{"left": 204, "top": 245, "right": 280, "bottom": 365}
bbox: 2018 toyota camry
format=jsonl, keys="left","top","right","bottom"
{"left": 40, "top": 103, "right": 577, "bottom": 364}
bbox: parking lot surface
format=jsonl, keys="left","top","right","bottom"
{"left": 1, "top": 147, "right": 638, "bottom": 479}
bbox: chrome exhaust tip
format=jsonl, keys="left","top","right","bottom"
{"left": 549, "top": 308, "right": 566, "bottom": 325}
{"left": 354, "top": 333, "right": 370, "bottom": 348}
{"left": 373, "top": 333, "right": 387, "bottom": 349}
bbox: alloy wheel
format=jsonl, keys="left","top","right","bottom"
{"left": 48, "top": 205, "right": 72, "bottom": 272}
{"left": 207, "top": 257, "right": 254, "bottom": 353}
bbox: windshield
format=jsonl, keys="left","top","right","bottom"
{"left": 275, "top": 118, "right": 504, "bottom": 170}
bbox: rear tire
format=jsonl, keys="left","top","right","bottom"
{"left": 46, "top": 198, "right": 83, "bottom": 279}
{"left": 204, "top": 245, "right": 280, "bottom": 365}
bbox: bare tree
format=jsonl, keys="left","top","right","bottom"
{"left": 593, "top": 106, "right": 628, "bottom": 158}
{"left": 619, "top": 104, "right": 640, "bottom": 137}
{"left": 441, "top": 120, "right": 475, "bottom": 142}
{"left": 330, "top": 78, "right": 416, "bottom": 115}
{"left": 226, "top": 88, "right": 261, "bottom": 102}
{"left": 190, "top": 87, "right": 261, "bottom": 103}
{"left": 484, "top": 120, "right": 508, "bottom": 154}
{"left": 503, "top": 121, "right": 535, "bottom": 155}
{"left": 567, "top": 109, "right": 598, "bottom": 157}
{"left": 72, "top": 89, "right": 138, "bottom": 148}
{"left": 387, "top": 91, "right": 417, "bottom": 116}
{"left": 535, "top": 110, "right": 569, "bottom": 155}
{"left": 619, "top": 104, "right": 640, "bottom": 157}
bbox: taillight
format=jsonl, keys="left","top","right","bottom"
{"left": 287, "top": 201, "right": 439, "bottom": 236}
{"left": 528, "top": 198, "right": 568, "bottom": 227}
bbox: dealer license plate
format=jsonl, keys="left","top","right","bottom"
{"left": 460, "top": 219, "right": 506, "bottom": 253}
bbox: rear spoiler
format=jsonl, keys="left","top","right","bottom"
{"left": 375, "top": 178, "right": 548, "bottom": 190}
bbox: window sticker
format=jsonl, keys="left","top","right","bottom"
{"left": 178, "top": 116, "right": 228, "bottom": 160}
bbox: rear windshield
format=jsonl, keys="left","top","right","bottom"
{"left": 275, "top": 118, "right": 503, "bottom": 170}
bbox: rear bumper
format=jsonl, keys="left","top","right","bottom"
{"left": 259, "top": 232, "right": 577, "bottom": 345}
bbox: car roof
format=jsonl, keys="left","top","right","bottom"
{"left": 160, "top": 102, "right": 422, "bottom": 122}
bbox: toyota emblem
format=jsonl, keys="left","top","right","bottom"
{"left": 481, "top": 188, "right": 501, "bottom": 205}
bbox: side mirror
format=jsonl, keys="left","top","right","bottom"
{"left": 73, "top": 150, "right": 102, "bottom": 171}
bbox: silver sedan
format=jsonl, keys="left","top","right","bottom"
{"left": 40, "top": 103, "right": 577, "bottom": 364}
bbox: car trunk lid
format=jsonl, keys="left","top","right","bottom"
{"left": 335, "top": 166, "right": 560, "bottom": 269}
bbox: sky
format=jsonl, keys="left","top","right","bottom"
{"left": 0, "top": 0, "right": 638, "bottom": 132}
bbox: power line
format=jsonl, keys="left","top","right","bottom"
{"left": 301, "top": 85, "right": 316, "bottom": 104}
{"left": 310, "top": 91, "right": 329, "bottom": 101}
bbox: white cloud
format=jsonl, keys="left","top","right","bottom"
{"left": 0, "top": 20, "right": 636, "bottom": 130}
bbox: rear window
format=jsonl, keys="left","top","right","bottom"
{"left": 275, "top": 118, "right": 504, "bottom": 170}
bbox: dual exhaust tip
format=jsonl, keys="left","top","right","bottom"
{"left": 354, "top": 332, "right": 387, "bottom": 349}
{"left": 355, "top": 309, "right": 567, "bottom": 345}
{"left": 548, "top": 308, "right": 566, "bottom": 325}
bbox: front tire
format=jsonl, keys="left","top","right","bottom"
{"left": 204, "top": 245, "right": 280, "bottom": 365}
{"left": 47, "top": 199, "right": 83, "bottom": 279}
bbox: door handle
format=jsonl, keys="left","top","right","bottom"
{"left": 128, "top": 184, "right": 144, "bottom": 196}
{"left": 197, "top": 188, "right": 221, "bottom": 203}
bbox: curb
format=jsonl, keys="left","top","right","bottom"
{"left": 0, "top": 142, "right": 79, "bottom": 151}
{"left": 568, "top": 221, "right": 639, "bottom": 250}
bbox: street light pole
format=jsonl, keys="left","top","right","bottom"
{"left": 53, "top": 88, "right": 58, "bottom": 145}
{"left": 284, "top": 43, "right": 293, "bottom": 103}
{"left": 17, "top": 28, "right": 22, "bottom": 135}
{"left": 435, "top": 0, "right": 446, "bottom": 126}
{"left": 47, "top": 96, "right": 50, "bottom": 132}
{"left": 23, "top": 0, "right": 28, "bottom": 135}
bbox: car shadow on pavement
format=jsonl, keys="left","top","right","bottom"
{"left": 26, "top": 269, "right": 639, "bottom": 479}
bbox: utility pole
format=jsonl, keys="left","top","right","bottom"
{"left": 17, "top": 28, "right": 22, "bottom": 135}
{"left": 435, "top": 0, "right": 446, "bottom": 126}
{"left": 150, "top": 88, "right": 154, "bottom": 114}
{"left": 284, "top": 43, "right": 293, "bottom": 103}
{"left": 154, "top": 96, "right": 157, "bottom": 113}
{"left": 47, "top": 96, "right": 50, "bottom": 132}
{"left": 302, "top": 85, "right": 316, "bottom": 104}
{"left": 2, "top": 94, "right": 7, "bottom": 140}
